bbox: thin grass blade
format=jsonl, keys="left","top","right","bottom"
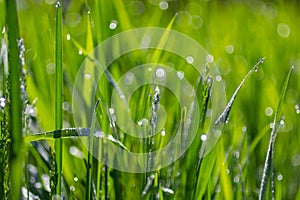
{"left": 259, "top": 66, "right": 294, "bottom": 200}
{"left": 54, "top": 1, "right": 63, "bottom": 196}
{"left": 215, "top": 57, "right": 265, "bottom": 125}
{"left": 6, "top": 0, "right": 23, "bottom": 199}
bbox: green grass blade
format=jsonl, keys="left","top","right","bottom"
{"left": 5, "top": 0, "right": 23, "bottom": 199}
{"left": 215, "top": 57, "right": 265, "bottom": 125}
{"left": 259, "top": 66, "right": 294, "bottom": 200}
{"left": 54, "top": 1, "right": 63, "bottom": 196}
{"left": 86, "top": 100, "right": 100, "bottom": 200}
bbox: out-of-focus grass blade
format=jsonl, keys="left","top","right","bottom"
{"left": 259, "top": 66, "right": 294, "bottom": 200}
{"left": 54, "top": 1, "right": 63, "bottom": 196}
{"left": 5, "top": 0, "right": 23, "bottom": 199}
{"left": 151, "top": 14, "right": 176, "bottom": 63}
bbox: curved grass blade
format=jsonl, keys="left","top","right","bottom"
{"left": 259, "top": 66, "right": 294, "bottom": 200}
{"left": 24, "top": 128, "right": 128, "bottom": 151}
{"left": 6, "top": 0, "right": 23, "bottom": 199}
{"left": 215, "top": 57, "right": 265, "bottom": 125}
{"left": 54, "top": 1, "right": 63, "bottom": 196}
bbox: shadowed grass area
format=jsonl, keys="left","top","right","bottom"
{"left": 0, "top": 0, "right": 300, "bottom": 199}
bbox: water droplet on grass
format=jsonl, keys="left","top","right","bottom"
{"left": 277, "top": 23, "right": 290, "bottom": 38}
{"left": 277, "top": 174, "right": 283, "bottom": 181}
{"left": 215, "top": 75, "right": 222, "bottom": 82}
{"left": 161, "top": 129, "right": 166, "bottom": 136}
{"left": 109, "top": 20, "right": 118, "bottom": 30}
{"left": 109, "top": 108, "right": 115, "bottom": 115}
{"left": 186, "top": 56, "right": 194, "bottom": 64}
{"left": 46, "top": 62, "right": 55, "bottom": 74}
{"left": 74, "top": 177, "right": 79, "bottom": 182}
{"left": 69, "top": 146, "right": 84, "bottom": 158}
{"left": 159, "top": 1, "right": 168, "bottom": 10}
{"left": 70, "top": 185, "right": 75, "bottom": 191}
{"left": 138, "top": 118, "right": 148, "bottom": 126}
{"left": 84, "top": 73, "right": 91, "bottom": 80}
{"left": 264, "top": 107, "right": 273, "bottom": 116}
{"left": 66, "top": 34, "right": 71, "bottom": 40}
{"left": 200, "top": 134, "right": 207, "bottom": 141}
{"left": 225, "top": 45, "right": 234, "bottom": 54}
{"left": 295, "top": 104, "right": 300, "bottom": 114}
{"left": 155, "top": 68, "right": 166, "bottom": 79}
{"left": 206, "top": 54, "right": 214, "bottom": 63}
{"left": 63, "top": 102, "right": 70, "bottom": 111}
{"left": 176, "top": 71, "right": 184, "bottom": 80}
{"left": 0, "top": 97, "right": 6, "bottom": 108}
{"left": 124, "top": 72, "right": 135, "bottom": 85}
{"left": 242, "top": 126, "right": 247, "bottom": 132}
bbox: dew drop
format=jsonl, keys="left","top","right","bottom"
{"left": 206, "top": 54, "right": 214, "bottom": 63}
{"left": 109, "top": 108, "right": 115, "bottom": 115}
{"left": 277, "top": 23, "right": 290, "bottom": 38}
{"left": 78, "top": 50, "right": 83, "bottom": 55}
{"left": 264, "top": 106, "right": 273, "bottom": 116}
{"left": 277, "top": 174, "right": 283, "bottom": 181}
{"left": 70, "top": 185, "right": 75, "bottom": 191}
{"left": 242, "top": 126, "right": 247, "bottom": 132}
{"left": 225, "top": 45, "right": 234, "bottom": 54}
{"left": 159, "top": 1, "right": 169, "bottom": 10}
{"left": 55, "top": 1, "right": 61, "bottom": 8}
{"left": 186, "top": 56, "right": 194, "bottom": 64}
{"left": 176, "top": 71, "right": 184, "bottom": 80}
{"left": 69, "top": 146, "right": 84, "bottom": 158}
{"left": 215, "top": 75, "right": 222, "bottom": 82}
{"left": 0, "top": 97, "right": 6, "bottom": 108}
{"left": 233, "top": 150, "right": 240, "bottom": 159}
{"left": 109, "top": 20, "right": 118, "bottom": 30}
{"left": 138, "top": 118, "right": 149, "bottom": 126}
{"left": 62, "top": 102, "right": 70, "bottom": 111}
{"left": 234, "top": 176, "right": 240, "bottom": 183}
{"left": 161, "top": 129, "right": 166, "bottom": 136}
{"left": 66, "top": 34, "right": 71, "bottom": 40}
{"left": 74, "top": 177, "right": 79, "bottom": 182}
{"left": 155, "top": 68, "right": 166, "bottom": 79}
{"left": 295, "top": 104, "right": 300, "bottom": 114}
{"left": 46, "top": 62, "right": 55, "bottom": 75}
{"left": 124, "top": 72, "right": 135, "bottom": 85}
{"left": 84, "top": 73, "right": 91, "bottom": 80}
{"left": 270, "top": 123, "right": 274, "bottom": 129}
{"left": 200, "top": 134, "right": 207, "bottom": 141}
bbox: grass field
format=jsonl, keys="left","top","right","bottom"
{"left": 1, "top": 0, "right": 300, "bottom": 199}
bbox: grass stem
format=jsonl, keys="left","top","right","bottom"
{"left": 6, "top": 0, "right": 23, "bottom": 199}
{"left": 54, "top": 1, "right": 63, "bottom": 196}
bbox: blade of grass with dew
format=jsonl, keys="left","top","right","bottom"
{"left": 215, "top": 57, "right": 265, "bottom": 125}
{"left": 86, "top": 100, "right": 100, "bottom": 200}
{"left": 259, "top": 66, "right": 294, "bottom": 200}
{"left": 6, "top": 0, "right": 24, "bottom": 199}
{"left": 201, "top": 57, "right": 265, "bottom": 158}
{"left": 54, "top": 1, "right": 63, "bottom": 196}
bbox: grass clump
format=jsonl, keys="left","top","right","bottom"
{"left": 0, "top": 0, "right": 299, "bottom": 199}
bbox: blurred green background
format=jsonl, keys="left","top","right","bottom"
{"left": 1, "top": 0, "right": 300, "bottom": 199}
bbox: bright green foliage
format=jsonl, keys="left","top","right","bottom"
{"left": 0, "top": 1, "right": 300, "bottom": 199}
